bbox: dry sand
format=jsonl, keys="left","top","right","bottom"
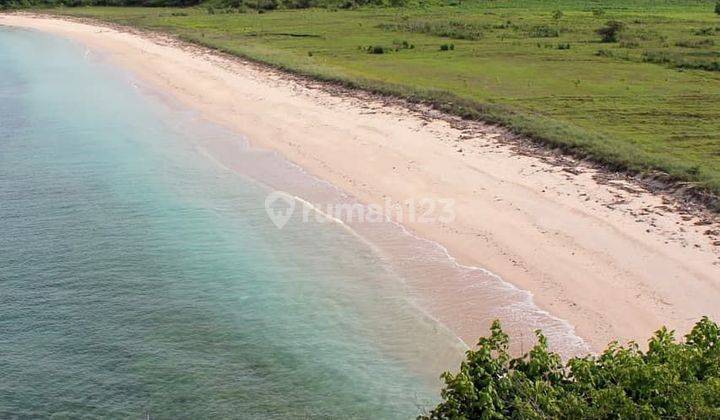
{"left": 3, "top": 14, "right": 719, "bottom": 352}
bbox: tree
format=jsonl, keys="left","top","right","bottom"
{"left": 422, "top": 317, "right": 720, "bottom": 419}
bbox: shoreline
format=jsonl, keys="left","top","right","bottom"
{"left": 3, "top": 13, "right": 720, "bottom": 351}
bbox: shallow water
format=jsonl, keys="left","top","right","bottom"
{"left": 0, "top": 27, "right": 585, "bottom": 418}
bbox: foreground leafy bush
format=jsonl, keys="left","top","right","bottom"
{"left": 422, "top": 318, "right": 720, "bottom": 419}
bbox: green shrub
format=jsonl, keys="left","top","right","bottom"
{"left": 528, "top": 25, "right": 560, "bottom": 38}
{"left": 694, "top": 26, "right": 720, "bottom": 35}
{"left": 439, "top": 43, "right": 454, "bottom": 51}
{"left": 367, "top": 45, "right": 385, "bottom": 54}
{"left": 422, "top": 318, "right": 720, "bottom": 419}
{"left": 283, "top": 0, "right": 312, "bottom": 8}
{"left": 676, "top": 38, "right": 715, "bottom": 48}
{"left": 715, "top": 1, "right": 720, "bottom": 15}
{"left": 378, "top": 20, "right": 483, "bottom": 40}
{"left": 619, "top": 39, "right": 640, "bottom": 48}
{"left": 393, "top": 40, "right": 414, "bottom": 49}
{"left": 642, "top": 50, "right": 720, "bottom": 71}
{"left": 597, "top": 20, "right": 625, "bottom": 43}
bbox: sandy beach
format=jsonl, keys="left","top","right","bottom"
{"left": 3, "top": 13, "right": 719, "bottom": 352}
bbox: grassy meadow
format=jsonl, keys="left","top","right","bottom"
{"left": 47, "top": 0, "right": 720, "bottom": 195}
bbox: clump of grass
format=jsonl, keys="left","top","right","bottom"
{"left": 693, "top": 26, "right": 720, "bottom": 36}
{"left": 619, "top": 39, "right": 640, "bottom": 48}
{"left": 591, "top": 7, "right": 605, "bottom": 18}
{"left": 493, "top": 20, "right": 517, "bottom": 30}
{"left": 643, "top": 50, "right": 720, "bottom": 71}
{"left": 378, "top": 20, "right": 483, "bottom": 40}
{"left": 675, "top": 38, "right": 715, "bottom": 48}
{"left": 528, "top": 25, "right": 559, "bottom": 38}
{"left": 626, "top": 27, "right": 662, "bottom": 41}
{"left": 392, "top": 40, "right": 414, "bottom": 50}
{"left": 439, "top": 43, "right": 455, "bottom": 51}
{"left": 557, "top": 43, "right": 571, "bottom": 50}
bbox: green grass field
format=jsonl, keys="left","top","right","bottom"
{"left": 48, "top": 0, "right": 720, "bottom": 195}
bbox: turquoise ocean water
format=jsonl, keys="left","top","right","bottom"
{"left": 0, "top": 27, "right": 466, "bottom": 418}
{"left": 0, "top": 27, "right": 586, "bottom": 418}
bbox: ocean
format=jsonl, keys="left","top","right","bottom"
{"left": 0, "top": 26, "right": 584, "bottom": 418}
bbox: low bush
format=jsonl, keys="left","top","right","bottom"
{"left": 528, "top": 25, "right": 559, "bottom": 38}
{"left": 379, "top": 20, "right": 483, "bottom": 40}
{"left": 597, "top": 20, "right": 625, "bottom": 43}
{"left": 422, "top": 317, "right": 720, "bottom": 419}
{"left": 283, "top": 0, "right": 312, "bottom": 8}
{"left": 591, "top": 7, "right": 605, "bottom": 18}
{"left": 694, "top": 26, "right": 720, "bottom": 36}
{"left": 676, "top": 38, "right": 715, "bottom": 48}
{"left": 392, "top": 40, "right": 414, "bottom": 49}
{"left": 619, "top": 39, "right": 640, "bottom": 48}
{"left": 367, "top": 45, "right": 385, "bottom": 54}
{"left": 643, "top": 50, "right": 720, "bottom": 71}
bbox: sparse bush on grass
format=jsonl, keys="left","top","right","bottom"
{"left": 422, "top": 318, "right": 720, "bottom": 419}
{"left": 643, "top": 50, "right": 720, "bottom": 71}
{"left": 619, "top": 39, "right": 640, "bottom": 48}
{"left": 597, "top": 20, "right": 625, "bottom": 43}
{"left": 676, "top": 38, "right": 715, "bottom": 48}
{"left": 493, "top": 20, "right": 516, "bottom": 30}
{"left": 392, "top": 40, "right": 414, "bottom": 49}
{"left": 439, "top": 43, "right": 454, "bottom": 51}
{"left": 528, "top": 25, "right": 559, "bottom": 38}
{"left": 367, "top": 45, "right": 385, "bottom": 54}
{"left": 551, "top": 9, "right": 563, "bottom": 21}
{"left": 379, "top": 20, "right": 483, "bottom": 40}
{"left": 557, "top": 42, "right": 570, "bottom": 50}
{"left": 282, "top": 0, "right": 312, "bottom": 8}
{"left": 694, "top": 26, "right": 720, "bottom": 35}
{"left": 715, "top": 0, "right": 720, "bottom": 15}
